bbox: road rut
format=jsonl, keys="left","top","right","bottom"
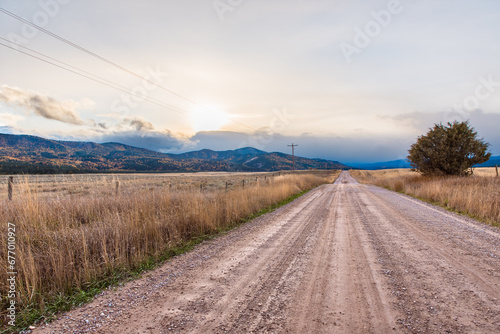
{"left": 35, "top": 171, "right": 500, "bottom": 333}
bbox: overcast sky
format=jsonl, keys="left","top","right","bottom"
{"left": 0, "top": 0, "right": 499, "bottom": 163}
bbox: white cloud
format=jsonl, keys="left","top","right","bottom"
{"left": 0, "top": 86, "right": 92, "bottom": 125}
{"left": 0, "top": 111, "right": 24, "bottom": 126}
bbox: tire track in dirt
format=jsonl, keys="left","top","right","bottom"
{"left": 287, "top": 177, "right": 398, "bottom": 333}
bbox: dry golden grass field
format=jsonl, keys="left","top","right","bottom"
{"left": 0, "top": 170, "right": 339, "bottom": 329}
{"left": 0, "top": 171, "right": 295, "bottom": 201}
{"left": 473, "top": 167, "right": 500, "bottom": 177}
{"left": 350, "top": 168, "right": 500, "bottom": 227}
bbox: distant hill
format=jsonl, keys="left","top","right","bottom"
{"left": 348, "top": 159, "right": 411, "bottom": 170}
{"left": 174, "top": 148, "right": 347, "bottom": 171}
{"left": 349, "top": 156, "right": 499, "bottom": 170}
{"left": 476, "top": 156, "right": 500, "bottom": 167}
{"left": 0, "top": 133, "right": 349, "bottom": 174}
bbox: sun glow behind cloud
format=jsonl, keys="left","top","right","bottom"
{"left": 190, "top": 105, "right": 229, "bottom": 133}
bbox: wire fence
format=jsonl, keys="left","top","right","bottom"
{"left": 0, "top": 170, "right": 334, "bottom": 201}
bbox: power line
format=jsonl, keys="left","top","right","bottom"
{"left": 0, "top": 37, "right": 135, "bottom": 93}
{"left": 0, "top": 6, "right": 256, "bottom": 131}
{"left": 0, "top": 40, "right": 192, "bottom": 117}
{"left": 0, "top": 38, "right": 255, "bottom": 131}
{"left": 0, "top": 36, "right": 191, "bottom": 115}
{"left": 0, "top": 6, "right": 200, "bottom": 106}
{"left": 287, "top": 143, "right": 298, "bottom": 171}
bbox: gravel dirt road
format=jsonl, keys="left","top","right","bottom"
{"left": 35, "top": 171, "right": 500, "bottom": 333}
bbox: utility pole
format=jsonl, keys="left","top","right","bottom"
{"left": 288, "top": 143, "right": 298, "bottom": 171}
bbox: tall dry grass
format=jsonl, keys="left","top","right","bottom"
{"left": 350, "top": 169, "right": 500, "bottom": 226}
{"left": 0, "top": 172, "right": 337, "bottom": 325}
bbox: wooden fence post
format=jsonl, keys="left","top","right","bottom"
{"left": 242, "top": 180, "right": 245, "bottom": 188}
{"left": 115, "top": 180, "right": 120, "bottom": 196}
{"left": 496, "top": 164, "right": 499, "bottom": 177}
{"left": 225, "top": 182, "right": 228, "bottom": 191}
{"left": 8, "top": 176, "right": 13, "bottom": 201}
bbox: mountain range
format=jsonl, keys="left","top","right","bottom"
{"left": 0, "top": 134, "right": 349, "bottom": 174}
